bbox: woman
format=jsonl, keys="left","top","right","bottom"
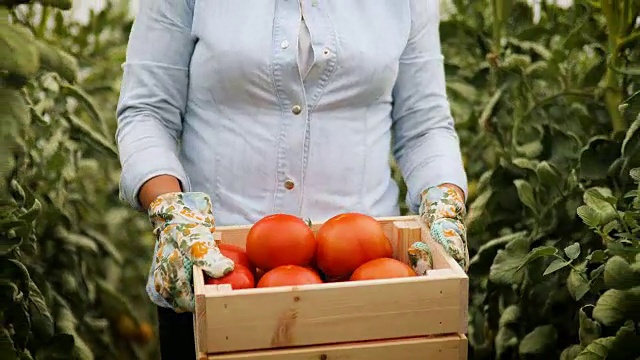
{"left": 115, "top": 0, "right": 469, "bottom": 358}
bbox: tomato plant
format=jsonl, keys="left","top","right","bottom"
{"left": 429, "top": 1, "right": 640, "bottom": 359}
{"left": 349, "top": 258, "right": 417, "bottom": 281}
{"left": 245, "top": 214, "right": 317, "bottom": 271}
{"left": 315, "top": 213, "right": 393, "bottom": 279}
{"left": 256, "top": 265, "right": 324, "bottom": 288}
{"left": 1, "top": 1, "right": 157, "bottom": 359}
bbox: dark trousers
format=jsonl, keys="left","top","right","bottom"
{"left": 157, "top": 306, "right": 196, "bottom": 360}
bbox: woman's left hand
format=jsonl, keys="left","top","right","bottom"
{"left": 409, "top": 184, "right": 469, "bottom": 273}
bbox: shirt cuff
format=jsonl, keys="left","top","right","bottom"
{"left": 119, "top": 146, "right": 191, "bottom": 212}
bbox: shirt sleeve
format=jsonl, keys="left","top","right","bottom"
{"left": 391, "top": 0, "right": 468, "bottom": 214}
{"left": 115, "top": 0, "right": 196, "bottom": 211}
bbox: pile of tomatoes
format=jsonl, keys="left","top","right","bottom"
{"left": 204, "top": 212, "right": 417, "bottom": 290}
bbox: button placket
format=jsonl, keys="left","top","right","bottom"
{"left": 270, "top": 0, "right": 310, "bottom": 215}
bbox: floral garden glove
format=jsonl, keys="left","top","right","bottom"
{"left": 410, "top": 184, "right": 469, "bottom": 273}
{"left": 146, "top": 192, "right": 234, "bottom": 313}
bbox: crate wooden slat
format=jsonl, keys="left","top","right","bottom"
{"left": 193, "top": 215, "right": 468, "bottom": 360}
{"left": 207, "top": 334, "right": 468, "bottom": 360}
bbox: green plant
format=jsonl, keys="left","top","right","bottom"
{"left": 1, "top": 1, "right": 157, "bottom": 359}
{"left": 439, "top": 0, "right": 640, "bottom": 359}
{"left": 551, "top": 168, "right": 640, "bottom": 359}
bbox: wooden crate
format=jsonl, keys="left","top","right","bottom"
{"left": 193, "top": 215, "right": 469, "bottom": 360}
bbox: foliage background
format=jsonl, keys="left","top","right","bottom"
{"left": 1, "top": 0, "right": 639, "bottom": 359}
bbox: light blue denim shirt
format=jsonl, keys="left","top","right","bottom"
{"left": 115, "top": 0, "right": 468, "bottom": 226}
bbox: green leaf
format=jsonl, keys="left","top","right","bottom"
{"left": 514, "top": 179, "right": 538, "bottom": 215}
{"left": 478, "top": 83, "right": 505, "bottom": 131}
{"left": 583, "top": 188, "right": 618, "bottom": 225}
{"left": 601, "top": 220, "right": 619, "bottom": 235}
{"left": 498, "top": 305, "right": 521, "bottom": 328}
{"left": 35, "top": 39, "right": 79, "bottom": 83}
{"left": 575, "top": 337, "right": 615, "bottom": 360}
{"left": 512, "top": 157, "right": 539, "bottom": 171}
{"left": 446, "top": 80, "right": 478, "bottom": 100}
{"left": 536, "top": 161, "right": 561, "bottom": 185}
{"left": 518, "top": 325, "right": 558, "bottom": 356}
{"left": 564, "top": 243, "right": 581, "bottom": 260}
{"left": 489, "top": 234, "right": 530, "bottom": 286}
{"left": 576, "top": 205, "right": 601, "bottom": 228}
{"left": 567, "top": 268, "right": 590, "bottom": 301}
{"left": 587, "top": 250, "right": 606, "bottom": 264}
{"left": 592, "top": 288, "right": 640, "bottom": 326}
{"left": 516, "top": 140, "right": 544, "bottom": 158}
{"left": 55, "top": 227, "right": 99, "bottom": 253}
{"left": 18, "top": 199, "right": 41, "bottom": 224}
{"left": 584, "top": 187, "right": 617, "bottom": 206}
{"left": 591, "top": 264, "right": 605, "bottom": 281}
{"left": 606, "top": 322, "right": 640, "bottom": 359}
{"left": 517, "top": 246, "right": 558, "bottom": 271}
{"left": 27, "top": 281, "right": 53, "bottom": 339}
{"left": 604, "top": 256, "right": 640, "bottom": 290}
{"left": 560, "top": 345, "right": 583, "bottom": 360}
{"left": 0, "top": 88, "right": 29, "bottom": 139}
{"left": 0, "top": 21, "right": 39, "bottom": 83}
{"left": 501, "top": 54, "right": 532, "bottom": 71}
{"left": 544, "top": 258, "right": 570, "bottom": 275}
{"left": 469, "top": 232, "right": 526, "bottom": 275}
{"left": 65, "top": 115, "right": 117, "bottom": 156}
{"left": 495, "top": 326, "right": 518, "bottom": 358}
{"left": 578, "top": 305, "right": 601, "bottom": 347}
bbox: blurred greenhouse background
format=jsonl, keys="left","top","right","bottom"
{"left": 2, "top": 0, "right": 639, "bottom": 359}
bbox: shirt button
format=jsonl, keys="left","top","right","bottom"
{"left": 291, "top": 104, "right": 302, "bottom": 115}
{"left": 281, "top": 40, "right": 289, "bottom": 49}
{"left": 284, "top": 179, "right": 295, "bottom": 190}
{"left": 323, "top": 48, "right": 331, "bottom": 56}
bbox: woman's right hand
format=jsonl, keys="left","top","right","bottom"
{"left": 146, "top": 192, "right": 234, "bottom": 313}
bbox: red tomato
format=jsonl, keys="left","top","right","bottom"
{"left": 257, "top": 265, "right": 323, "bottom": 288}
{"left": 349, "top": 258, "right": 417, "bottom": 281}
{"left": 205, "top": 264, "right": 255, "bottom": 289}
{"left": 218, "top": 243, "right": 255, "bottom": 272}
{"left": 316, "top": 213, "right": 393, "bottom": 279}
{"left": 245, "top": 214, "right": 317, "bottom": 271}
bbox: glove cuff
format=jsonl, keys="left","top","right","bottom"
{"left": 419, "top": 185, "right": 466, "bottom": 226}
{"left": 148, "top": 192, "right": 216, "bottom": 231}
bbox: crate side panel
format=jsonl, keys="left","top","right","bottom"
{"left": 204, "top": 277, "right": 464, "bottom": 353}
{"left": 207, "top": 334, "right": 466, "bottom": 360}
{"left": 422, "top": 227, "right": 469, "bottom": 333}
